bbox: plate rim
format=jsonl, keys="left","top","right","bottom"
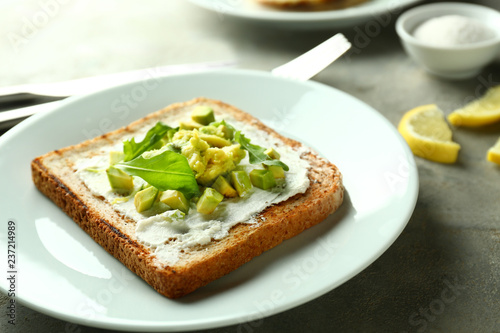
{"left": 188, "top": 0, "right": 422, "bottom": 23}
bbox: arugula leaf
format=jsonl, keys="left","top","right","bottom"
{"left": 123, "top": 122, "right": 173, "bottom": 162}
{"left": 234, "top": 131, "right": 289, "bottom": 171}
{"left": 115, "top": 150, "right": 200, "bottom": 198}
{"left": 261, "top": 159, "right": 289, "bottom": 170}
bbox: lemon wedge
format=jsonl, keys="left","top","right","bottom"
{"left": 487, "top": 137, "right": 500, "bottom": 165}
{"left": 398, "top": 104, "right": 461, "bottom": 163}
{"left": 448, "top": 86, "right": 500, "bottom": 127}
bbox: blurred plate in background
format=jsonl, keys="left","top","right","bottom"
{"left": 189, "top": 0, "right": 422, "bottom": 29}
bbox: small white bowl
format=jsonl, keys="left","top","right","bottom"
{"left": 396, "top": 2, "right": 500, "bottom": 80}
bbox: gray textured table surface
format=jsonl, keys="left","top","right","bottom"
{"left": 1, "top": 0, "right": 499, "bottom": 332}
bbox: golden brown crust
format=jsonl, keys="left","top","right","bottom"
{"left": 31, "top": 97, "right": 343, "bottom": 298}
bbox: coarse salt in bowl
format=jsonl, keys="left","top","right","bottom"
{"left": 396, "top": 2, "right": 500, "bottom": 80}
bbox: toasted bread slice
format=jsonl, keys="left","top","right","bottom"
{"left": 31, "top": 97, "right": 343, "bottom": 298}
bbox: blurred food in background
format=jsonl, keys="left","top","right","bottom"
{"left": 254, "top": 0, "right": 369, "bottom": 11}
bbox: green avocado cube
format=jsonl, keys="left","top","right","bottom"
{"left": 264, "top": 148, "right": 281, "bottom": 160}
{"left": 196, "top": 187, "right": 224, "bottom": 214}
{"left": 230, "top": 170, "right": 252, "bottom": 197}
{"left": 134, "top": 186, "right": 158, "bottom": 213}
{"left": 179, "top": 121, "right": 202, "bottom": 130}
{"left": 106, "top": 166, "right": 134, "bottom": 194}
{"left": 250, "top": 169, "right": 277, "bottom": 190}
{"left": 191, "top": 106, "right": 215, "bottom": 125}
{"left": 199, "top": 134, "right": 231, "bottom": 148}
{"left": 264, "top": 165, "right": 285, "bottom": 179}
{"left": 212, "top": 175, "right": 238, "bottom": 198}
{"left": 219, "top": 124, "right": 234, "bottom": 140}
{"left": 159, "top": 190, "right": 190, "bottom": 214}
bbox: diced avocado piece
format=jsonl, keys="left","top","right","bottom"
{"left": 134, "top": 186, "right": 158, "bottom": 213}
{"left": 191, "top": 106, "right": 215, "bottom": 125}
{"left": 179, "top": 121, "right": 202, "bottom": 130}
{"left": 207, "top": 120, "right": 235, "bottom": 140}
{"left": 199, "top": 125, "right": 218, "bottom": 136}
{"left": 219, "top": 124, "right": 234, "bottom": 140}
{"left": 264, "top": 164, "right": 285, "bottom": 179}
{"left": 196, "top": 187, "right": 224, "bottom": 214}
{"left": 159, "top": 190, "right": 190, "bottom": 214}
{"left": 141, "top": 183, "right": 153, "bottom": 191}
{"left": 199, "top": 134, "right": 231, "bottom": 148}
{"left": 250, "top": 169, "right": 277, "bottom": 190}
{"left": 106, "top": 166, "right": 134, "bottom": 194}
{"left": 212, "top": 175, "right": 238, "bottom": 198}
{"left": 230, "top": 170, "right": 253, "bottom": 197}
{"left": 109, "top": 151, "right": 125, "bottom": 165}
{"left": 264, "top": 148, "right": 280, "bottom": 160}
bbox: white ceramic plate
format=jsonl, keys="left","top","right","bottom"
{"left": 0, "top": 69, "right": 418, "bottom": 332}
{"left": 189, "top": 0, "right": 421, "bottom": 29}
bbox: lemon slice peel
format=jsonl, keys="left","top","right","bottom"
{"left": 398, "top": 104, "right": 461, "bottom": 164}
{"left": 448, "top": 86, "right": 500, "bottom": 127}
{"left": 487, "top": 137, "right": 500, "bottom": 165}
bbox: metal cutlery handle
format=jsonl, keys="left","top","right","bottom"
{"left": 0, "top": 61, "right": 237, "bottom": 130}
{"left": 0, "top": 101, "right": 63, "bottom": 130}
{"left": 0, "top": 60, "right": 238, "bottom": 104}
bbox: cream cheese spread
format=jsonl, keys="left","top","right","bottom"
{"left": 75, "top": 115, "right": 311, "bottom": 266}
